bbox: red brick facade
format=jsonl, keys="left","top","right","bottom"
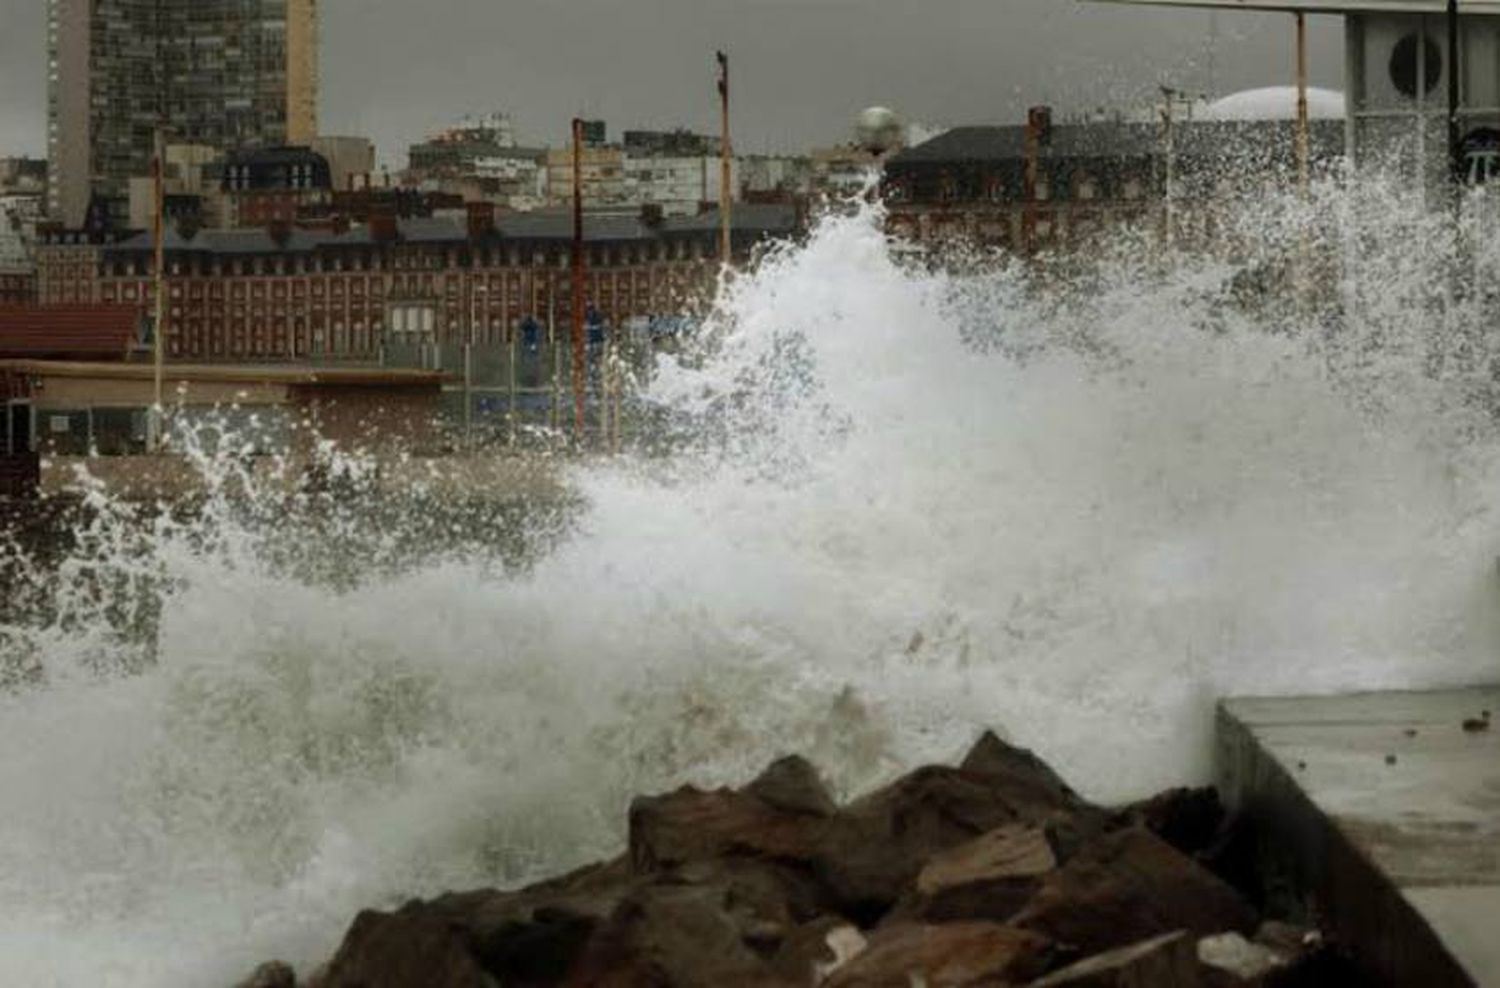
{"left": 35, "top": 207, "right": 793, "bottom": 363}
{"left": 0, "top": 271, "right": 35, "bottom": 305}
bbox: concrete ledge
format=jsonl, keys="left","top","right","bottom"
{"left": 1217, "top": 688, "right": 1500, "bottom": 987}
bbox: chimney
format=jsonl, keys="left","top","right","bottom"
{"left": 640, "top": 203, "right": 664, "bottom": 228}
{"left": 1027, "top": 106, "right": 1054, "bottom": 147}
{"left": 466, "top": 201, "right": 496, "bottom": 240}
{"left": 368, "top": 207, "right": 399, "bottom": 243}
{"left": 267, "top": 218, "right": 293, "bottom": 247}
{"left": 175, "top": 213, "right": 203, "bottom": 242}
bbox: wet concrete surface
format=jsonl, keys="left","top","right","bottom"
{"left": 1219, "top": 687, "right": 1500, "bottom": 987}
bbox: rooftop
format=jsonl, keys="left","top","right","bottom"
{"left": 0, "top": 305, "right": 142, "bottom": 360}
{"left": 96, "top": 203, "right": 800, "bottom": 256}
{"left": 888, "top": 117, "right": 1345, "bottom": 166}
{"left": 0, "top": 359, "right": 448, "bottom": 388}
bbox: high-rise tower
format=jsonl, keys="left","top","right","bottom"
{"left": 46, "top": 0, "right": 321, "bottom": 227}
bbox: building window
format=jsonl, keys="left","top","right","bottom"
{"left": 1390, "top": 33, "right": 1442, "bottom": 99}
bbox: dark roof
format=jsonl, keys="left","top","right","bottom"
{"left": 0, "top": 359, "right": 446, "bottom": 387}
{"left": 108, "top": 227, "right": 328, "bottom": 254}
{"left": 222, "top": 145, "right": 333, "bottom": 193}
{"left": 889, "top": 118, "right": 1345, "bottom": 167}
{"left": 494, "top": 204, "right": 797, "bottom": 241}
{"left": 101, "top": 203, "right": 799, "bottom": 257}
{"left": 0, "top": 305, "right": 142, "bottom": 359}
{"left": 223, "top": 145, "right": 332, "bottom": 169}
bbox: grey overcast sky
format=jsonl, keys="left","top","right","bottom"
{"left": 0, "top": 0, "right": 1341, "bottom": 165}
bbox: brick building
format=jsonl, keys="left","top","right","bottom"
{"left": 0, "top": 273, "right": 36, "bottom": 305}
{"left": 222, "top": 146, "right": 334, "bottom": 228}
{"left": 883, "top": 117, "right": 1345, "bottom": 251}
{"left": 36, "top": 203, "right": 798, "bottom": 363}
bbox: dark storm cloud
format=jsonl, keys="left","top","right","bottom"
{"left": 0, "top": 0, "right": 1340, "bottom": 162}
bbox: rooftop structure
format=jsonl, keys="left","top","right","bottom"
{"left": 1201, "top": 85, "right": 1347, "bottom": 120}
{"left": 312, "top": 137, "right": 378, "bottom": 195}
{"left": 0, "top": 159, "right": 47, "bottom": 197}
{"left": 623, "top": 129, "right": 723, "bottom": 157}
{"left": 0, "top": 305, "right": 143, "bottom": 360}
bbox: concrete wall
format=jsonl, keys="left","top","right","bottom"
{"left": 291, "top": 383, "right": 441, "bottom": 453}
{"left": 31, "top": 373, "right": 288, "bottom": 410}
{"left": 286, "top": 0, "right": 321, "bottom": 145}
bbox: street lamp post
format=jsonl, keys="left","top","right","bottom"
{"left": 1449, "top": 0, "right": 1462, "bottom": 194}
{"left": 1295, "top": 12, "right": 1310, "bottom": 199}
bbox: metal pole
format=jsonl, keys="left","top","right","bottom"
{"left": 571, "top": 118, "right": 587, "bottom": 440}
{"left": 717, "top": 51, "right": 732, "bottom": 268}
{"left": 602, "top": 336, "right": 612, "bottom": 453}
{"left": 547, "top": 281, "right": 559, "bottom": 432}
{"left": 1023, "top": 110, "right": 1038, "bottom": 253}
{"left": 612, "top": 335, "right": 622, "bottom": 455}
{"left": 151, "top": 126, "right": 166, "bottom": 452}
{"left": 464, "top": 275, "right": 474, "bottom": 447}
{"left": 508, "top": 332, "right": 517, "bottom": 446}
{"left": 1296, "top": 13, "right": 1311, "bottom": 199}
{"left": 1449, "top": 0, "right": 1462, "bottom": 192}
{"left": 1161, "top": 88, "right": 1176, "bottom": 248}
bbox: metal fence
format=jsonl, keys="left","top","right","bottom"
{"left": 386, "top": 323, "right": 685, "bottom": 448}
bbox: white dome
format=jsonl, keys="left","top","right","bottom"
{"left": 1202, "top": 87, "right": 1345, "bottom": 122}
{"left": 855, "top": 106, "right": 905, "bottom": 153}
{"left": 857, "top": 106, "right": 902, "bottom": 130}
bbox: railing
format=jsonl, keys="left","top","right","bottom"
{"left": 389, "top": 327, "right": 684, "bottom": 449}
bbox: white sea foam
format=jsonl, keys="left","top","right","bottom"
{"left": 3, "top": 183, "right": 1499, "bottom": 985}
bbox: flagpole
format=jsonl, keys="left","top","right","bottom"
{"left": 717, "top": 51, "right": 732, "bottom": 268}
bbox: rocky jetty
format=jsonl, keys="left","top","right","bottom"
{"left": 243, "top": 732, "right": 1358, "bottom": 987}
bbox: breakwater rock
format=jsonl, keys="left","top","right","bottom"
{"left": 243, "top": 732, "right": 1355, "bottom": 987}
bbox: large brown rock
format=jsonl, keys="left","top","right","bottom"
{"left": 423, "top": 856, "right": 640, "bottom": 985}
{"left": 1117, "top": 788, "right": 1225, "bottom": 858}
{"left": 822, "top": 921, "right": 1053, "bottom": 988}
{"left": 1025, "top": 931, "right": 1203, "bottom": 987}
{"left": 559, "top": 877, "right": 795, "bottom": 987}
{"left": 812, "top": 733, "right": 1105, "bottom": 920}
{"left": 235, "top": 961, "right": 297, "bottom": 988}
{"left": 315, "top": 906, "right": 496, "bottom": 988}
{"left": 628, "top": 785, "right": 830, "bottom": 872}
{"left": 888, "top": 823, "right": 1058, "bottom": 925}
{"left": 918, "top": 824, "right": 1059, "bottom": 896}
{"left": 1014, "top": 828, "right": 1257, "bottom": 957}
{"left": 312, "top": 857, "right": 642, "bottom": 987}
{"left": 960, "top": 731, "right": 1084, "bottom": 807}
{"left": 627, "top": 755, "right": 839, "bottom": 875}
{"left": 746, "top": 755, "right": 839, "bottom": 817}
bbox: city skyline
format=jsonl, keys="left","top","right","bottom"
{"left": 0, "top": 0, "right": 1341, "bottom": 165}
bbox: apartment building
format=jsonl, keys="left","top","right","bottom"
{"left": 47, "top": 0, "right": 319, "bottom": 227}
